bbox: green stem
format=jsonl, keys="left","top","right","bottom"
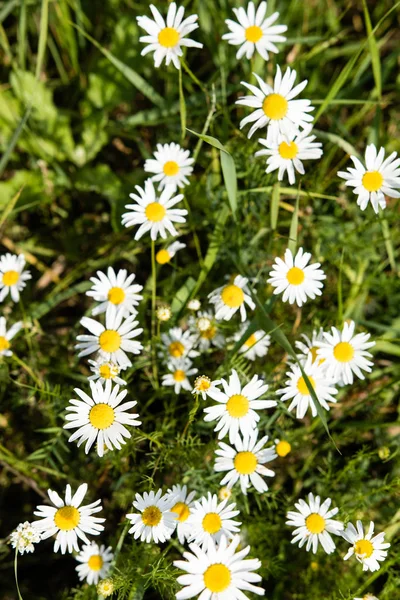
{"left": 151, "top": 240, "right": 158, "bottom": 387}
{"left": 182, "top": 392, "right": 200, "bottom": 438}
{"left": 12, "top": 354, "right": 41, "bottom": 387}
{"left": 178, "top": 65, "right": 186, "bottom": 144}
{"left": 14, "top": 548, "right": 23, "bottom": 600}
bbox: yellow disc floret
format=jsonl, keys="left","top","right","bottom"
{"left": 362, "top": 171, "right": 383, "bottom": 192}
{"left": 262, "top": 93, "right": 288, "bottom": 120}
{"left": 54, "top": 506, "right": 80, "bottom": 531}
{"left": 276, "top": 440, "right": 291, "bottom": 457}
{"left": 168, "top": 341, "right": 185, "bottom": 358}
{"left": 226, "top": 394, "right": 249, "bottom": 418}
{"left": 158, "top": 27, "right": 180, "bottom": 48}
{"left": 354, "top": 539, "right": 374, "bottom": 558}
{"left": 0, "top": 336, "right": 10, "bottom": 352}
{"left": 99, "top": 330, "right": 121, "bottom": 353}
{"left": 173, "top": 369, "right": 186, "bottom": 382}
{"left": 2, "top": 270, "right": 19, "bottom": 286}
{"left": 156, "top": 249, "right": 171, "bottom": 264}
{"left": 278, "top": 141, "right": 298, "bottom": 160}
{"left": 163, "top": 160, "right": 179, "bottom": 176}
{"left": 245, "top": 25, "right": 263, "bottom": 43}
{"left": 286, "top": 266, "right": 305, "bottom": 285}
{"left": 234, "top": 451, "right": 257, "bottom": 474}
{"left": 142, "top": 505, "right": 162, "bottom": 527}
{"left": 202, "top": 512, "right": 222, "bottom": 534}
{"left": 88, "top": 554, "right": 104, "bottom": 571}
{"left": 145, "top": 202, "right": 166, "bottom": 222}
{"left": 333, "top": 341, "right": 354, "bottom": 363}
{"left": 297, "top": 375, "right": 315, "bottom": 395}
{"left": 90, "top": 404, "right": 115, "bottom": 429}
{"left": 171, "top": 502, "right": 190, "bottom": 523}
{"left": 203, "top": 563, "right": 231, "bottom": 593}
{"left": 107, "top": 287, "right": 125, "bottom": 305}
{"left": 221, "top": 284, "right": 244, "bottom": 308}
{"left": 305, "top": 513, "right": 326, "bottom": 534}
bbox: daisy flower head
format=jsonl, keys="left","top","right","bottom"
{"left": 277, "top": 355, "right": 338, "bottom": 419}
{"left": 76, "top": 542, "right": 113, "bottom": 585}
{"left": 342, "top": 521, "right": 390, "bottom": 572}
{"left": 354, "top": 595, "right": 379, "bottom": 600}
{"left": 286, "top": 493, "right": 344, "bottom": 554}
{"left": 187, "top": 298, "right": 201, "bottom": 311}
{"left": 234, "top": 322, "right": 271, "bottom": 361}
{"left": 64, "top": 380, "right": 141, "bottom": 457}
{"left": 88, "top": 358, "right": 127, "bottom": 386}
{"left": 208, "top": 275, "right": 255, "bottom": 322}
{"left": 156, "top": 303, "right": 172, "bottom": 322}
{"left": 144, "top": 142, "right": 194, "bottom": 191}
{"left": 10, "top": 522, "right": 42, "bottom": 555}
{"left": 0, "top": 317, "right": 22, "bottom": 357}
{"left": 161, "top": 357, "right": 198, "bottom": 394}
{"left": 137, "top": 3, "right": 203, "bottom": 70}
{"left": 186, "top": 492, "right": 241, "bottom": 551}
{"left": 204, "top": 369, "right": 277, "bottom": 444}
{"left": 236, "top": 66, "right": 314, "bottom": 140}
{"left": 338, "top": 144, "right": 400, "bottom": 213}
{"left": 267, "top": 247, "right": 326, "bottom": 307}
{"left": 76, "top": 306, "right": 143, "bottom": 368}
{"left": 295, "top": 327, "right": 325, "bottom": 366}
{"left": 121, "top": 179, "right": 188, "bottom": 241}
{"left": 156, "top": 241, "right": 186, "bottom": 265}
{"left": 126, "top": 489, "right": 177, "bottom": 544}
{"left": 192, "top": 375, "right": 221, "bottom": 400}
{"left": 0, "top": 253, "right": 31, "bottom": 303}
{"left": 275, "top": 438, "right": 291, "bottom": 457}
{"left": 161, "top": 326, "right": 199, "bottom": 361}
{"left": 316, "top": 320, "right": 375, "bottom": 385}
{"left": 255, "top": 125, "right": 323, "bottom": 185}
{"left": 166, "top": 484, "right": 196, "bottom": 544}
{"left": 97, "top": 579, "right": 114, "bottom": 598}
{"left": 189, "top": 311, "right": 225, "bottom": 351}
{"left": 214, "top": 429, "right": 276, "bottom": 495}
{"left": 33, "top": 483, "right": 104, "bottom": 554}
{"left": 174, "top": 534, "right": 265, "bottom": 599}
{"left": 86, "top": 267, "right": 143, "bottom": 317}
{"left": 223, "top": 1, "right": 287, "bottom": 61}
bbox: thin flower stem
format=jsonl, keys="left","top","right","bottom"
{"left": 12, "top": 354, "right": 41, "bottom": 387}
{"left": 14, "top": 548, "right": 23, "bottom": 600}
{"left": 151, "top": 240, "right": 158, "bottom": 387}
{"left": 181, "top": 392, "right": 200, "bottom": 438}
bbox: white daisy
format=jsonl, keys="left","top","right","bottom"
{"left": 86, "top": 267, "right": 143, "bottom": 317}
{"left": 161, "top": 357, "right": 198, "bottom": 394}
{"left": 144, "top": 142, "right": 194, "bottom": 191}
{"left": 192, "top": 375, "right": 221, "bottom": 400}
{"left": 276, "top": 356, "right": 338, "bottom": 419}
{"left": 214, "top": 429, "right": 276, "bottom": 495}
{"left": 76, "top": 306, "right": 143, "bottom": 367}
{"left": 33, "top": 483, "right": 105, "bottom": 554}
{"left": 97, "top": 579, "right": 114, "bottom": 597}
{"left": 156, "top": 304, "right": 172, "bottom": 322}
{"left": 316, "top": 320, "right": 375, "bottom": 385}
{"left": 0, "top": 317, "right": 22, "bottom": 357}
{"left": 255, "top": 125, "right": 323, "bottom": 185}
{"left": 161, "top": 326, "right": 199, "bottom": 360}
{"left": 0, "top": 253, "right": 31, "bottom": 303}
{"left": 137, "top": 2, "right": 203, "bottom": 70}
{"left": 236, "top": 66, "right": 314, "bottom": 140}
{"left": 204, "top": 369, "right": 276, "bottom": 444}
{"left": 338, "top": 143, "right": 400, "bottom": 213}
{"left": 126, "top": 489, "right": 177, "bottom": 544}
{"left": 286, "top": 493, "right": 344, "bottom": 554}
{"left": 156, "top": 241, "right": 186, "bottom": 265}
{"left": 64, "top": 380, "right": 141, "bottom": 457}
{"left": 189, "top": 311, "right": 225, "bottom": 351}
{"left": 233, "top": 322, "right": 270, "bottom": 361}
{"left": 121, "top": 179, "right": 188, "bottom": 241}
{"left": 267, "top": 247, "right": 326, "bottom": 307}
{"left": 187, "top": 298, "right": 201, "bottom": 311}
{"left": 342, "top": 521, "right": 390, "bottom": 572}
{"left": 10, "top": 522, "right": 42, "bottom": 555}
{"left": 174, "top": 534, "right": 265, "bottom": 599}
{"left": 274, "top": 438, "right": 291, "bottom": 457}
{"left": 294, "top": 328, "right": 325, "bottom": 366}
{"left": 186, "top": 492, "right": 241, "bottom": 551}
{"left": 208, "top": 275, "right": 255, "bottom": 322}
{"left": 88, "top": 358, "right": 127, "bottom": 386}
{"left": 166, "top": 484, "right": 196, "bottom": 544}
{"left": 223, "top": 1, "right": 287, "bottom": 61}
{"left": 76, "top": 542, "right": 113, "bottom": 585}
{"left": 354, "top": 595, "right": 379, "bottom": 600}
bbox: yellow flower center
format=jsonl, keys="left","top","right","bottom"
{"left": 158, "top": 27, "right": 180, "bottom": 48}
{"left": 305, "top": 513, "right": 326, "bottom": 534}
{"left": 354, "top": 539, "right": 374, "bottom": 558}
{"left": 278, "top": 141, "right": 298, "bottom": 160}
{"left": 89, "top": 403, "right": 115, "bottom": 429}
{"left": 142, "top": 505, "right": 162, "bottom": 527}
{"left": 226, "top": 394, "right": 249, "bottom": 418}
{"left": 333, "top": 341, "right": 354, "bottom": 363}
{"left": 245, "top": 25, "right": 263, "bottom": 43}
{"left": 163, "top": 160, "right": 180, "bottom": 176}
{"left": 262, "top": 93, "right": 288, "bottom": 120}
{"left": 2, "top": 270, "right": 19, "bottom": 286}
{"left": 156, "top": 249, "right": 171, "bottom": 264}
{"left": 99, "top": 330, "right": 121, "bottom": 353}
{"left": 362, "top": 170, "right": 383, "bottom": 192}
{"left": 203, "top": 563, "right": 231, "bottom": 593}
{"left": 194, "top": 375, "right": 211, "bottom": 392}
{"left": 310, "top": 346, "right": 318, "bottom": 362}
{"left": 168, "top": 341, "right": 185, "bottom": 358}
{"left": 0, "top": 336, "right": 10, "bottom": 352}
{"left": 107, "top": 286, "right": 125, "bottom": 305}
{"left": 244, "top": 333, "right": 257, "bottom": 347}
{"left": 197, "top": 317, "right": 212, "bottom": 332}
{"left": 145, "top": 202, "right": 166, "bottom": 222}
{"left": 276, "top": 440, "right": 291, "bottom": 457}
{"left": 286, "top": 266, "right": 305, "bottom": 285}
{"left": 88, "top": 554, "right": 104, "bottom": 571}
{"left": 200, "top": 326, "right": 216, "bottom": 340}
{"left": 54, "top": 506, "right": 80, "bottom": 531}
{"left": 221, "top": 284, "right": 244, "bottom": 308}
{"left": 202, "top": 512, "right": 222, "bottom": 534}
{"left": 171, "top": 502, "right": 190, "bottom": 523}
{"left": 173, "top": 369, "right": 186, "bottom": 382}
{"left": 297, "top": 376, "right": 315, "bottom": 395}
{"left": 99, "top": 364, "right": 118, "bottom": 380}
{"left": 234, "top": 451, "right": 257, "bottom": 474}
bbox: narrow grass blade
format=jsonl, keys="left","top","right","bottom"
{"left": 178, "top": 66, "right": 186, "bottom": 143}
{"left": 171, "top": 277, "right": 196, "bottom": 315}
{"left": 0, "top": 107, "right": 32, "bottom": 179}
{"left": 35, "top": 0, "right": 49, "bottom": 79}
{"left": 270, "top": 182, "right": 280, "bottom": 230}
{"left": 362, "top": 0, "right": 382, "bottom": 99}
{"left": 0, "top": 187, "right": 23, "bottom": 231}
{"left": 288, "top": 194, "right": 299, "bottom": 254}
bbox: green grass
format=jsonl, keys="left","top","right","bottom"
{"left": 0, "top": 0, "right": 400, "bottom": 599}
